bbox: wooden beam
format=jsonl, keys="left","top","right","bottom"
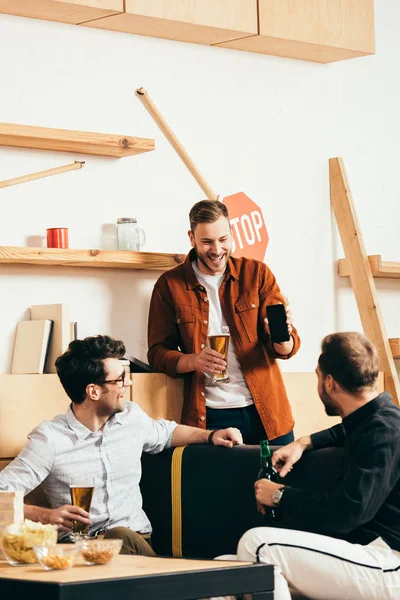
{"left": 0, "top": 123, "right": 154, "bottom": 158}
{"left": 339, "top": 255, "right": 400, "bottom": 279}
{"left": 0, "top": 161, "right": 84, "bottom": 190}
{"left": 0, "top": 247, "right": 185, "bottom": 271}
{"left": 329, "top": 157, "right": 399, "bottom": 405}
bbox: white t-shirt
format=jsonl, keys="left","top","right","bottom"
{"left": 192, "top": 261, "right": 253, "bottom": 409}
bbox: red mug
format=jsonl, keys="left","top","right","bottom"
{"left": 46, "top": 228, "right": 69, "bottom": 249}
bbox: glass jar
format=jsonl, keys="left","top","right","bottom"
{"left": 116, "top": 218, "right": 146, "bottom": 251}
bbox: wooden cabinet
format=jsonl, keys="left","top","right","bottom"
{"left": 0, "top": 0, "right": 375, "bottom": 63}
{"left": 83, "top": 0, "right": 257, "bottom": 46}
{"left": 217, "top": 0, "right": 375, "bottom": 63}
{"left": 0, "top": 0, "right": 123, "bottom": 24}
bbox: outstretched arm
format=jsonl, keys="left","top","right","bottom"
{"left": 171, "top": 425, "right": 243, "bottom": 448}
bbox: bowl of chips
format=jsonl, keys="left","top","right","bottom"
{"left": 1, "top": 519, "right": 58, "bottom": 566}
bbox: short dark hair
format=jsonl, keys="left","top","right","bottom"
{"left": 318, "top": 332, "right": 379, "bottom": 393}
{"left": 55, "top": 335, "right": 126, "bottom": 404}
{"left": 189, "top": 200, "right": 229, "bottom": 232}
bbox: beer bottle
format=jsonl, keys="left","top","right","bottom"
{"left": 258, "top": 439, "right": 280, "bottom": 522}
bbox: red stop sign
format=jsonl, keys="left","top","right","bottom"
{"left": 222, "top": 192, "right": 269, "bottom": 261}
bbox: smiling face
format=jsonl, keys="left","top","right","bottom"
{"left": 188, "top": 216, "right": 232, "bottom": 276}
{"left": 96, "top": 357, "right": 131, "bottom": 418}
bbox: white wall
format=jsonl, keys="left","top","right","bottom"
{"left": 0, "top": 2, "right": 399, "bottom": 376}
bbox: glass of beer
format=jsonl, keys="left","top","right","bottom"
{"left": 208, "top": 326, "right": 230, "bottom": 385}
{"left": 69, "top": 476, "right": 95, "bottom": 541}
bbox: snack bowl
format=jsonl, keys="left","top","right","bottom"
{"left": 1, "top": 520, "right": 58, "bottom": 566}
{"left": 79, "top": 538, "right": 123, "bottom": 565}
{"left": 34, "top": 544, "right": 80, "bottom": 571}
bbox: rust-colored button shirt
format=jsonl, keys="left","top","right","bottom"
{"left": 147, "top": 250, "right": 300, "bottom": 440}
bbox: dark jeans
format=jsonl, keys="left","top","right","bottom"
{"left": 206, "top": 403, "right": 294, "bottom": 446}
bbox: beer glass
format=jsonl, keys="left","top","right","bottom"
{"left": 208, "top": 325, "right": 230, "bottom": 385}
{"left": 69, "top": 476, "right": 95, "bottom": 541}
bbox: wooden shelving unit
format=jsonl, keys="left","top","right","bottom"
{"left": 338, "top": 255, "right": 400, "bottom": 279}
{"left": 0, "top": 247, "right": 184, "bottom": 271}
{"left": 0, "top": 123, "right": 154, "bottom": 158}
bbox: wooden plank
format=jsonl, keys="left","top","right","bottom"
{"left": 0, "top": 161, "right": 84, "bottom": 190}
{"left": 0, "top": 123, "right": 154, "bottom": 158}
{"left": 83, "top": 0, "right": 257, "bottom": 45}
{"left": 1, "top": 371, "right": 382, "bottom": 458}
{"left": 0, "top": 554, "right": 251, "bottom": 582}
{"left": 339, "top": 255, "right": 400, "bottom": 279}
{"left": 389, "top": 339, "right": 400, "bottom": 359}
{"left": 0, "top": 247, "right": 185, "bottom": 271}
{"left": 329, "top": 157, "right": 399, "bottom": 405}
{"left": 0, "top": 0, "right": 123, "bottom": 24}
{"left": 217, "top": 0, "right": 375, "bottom": 63}
{"left": 0, "top": 372, "right": 130, "bottom": 458}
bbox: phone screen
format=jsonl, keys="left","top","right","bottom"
{"left": 266, "top": 304, "right": 290, "bottom": 343}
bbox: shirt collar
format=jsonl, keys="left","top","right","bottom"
{"left": 342, "top": 392, "right": 393, "bottom": 436}
{"left": 183, "top": 248, "right": 239, "bottom": 289}
{"left": 66, "top": 403, "right": 126, "bottom": 440}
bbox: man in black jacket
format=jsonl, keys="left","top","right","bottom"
{"left": 237, "top": 332, "right": 400, "bottom": 600}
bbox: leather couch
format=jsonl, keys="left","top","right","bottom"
{"left": 140, "top": 444, "right": 344, "bottom": 559}
{"left": 1, "top": 445, "right": 344, "bottom": 560}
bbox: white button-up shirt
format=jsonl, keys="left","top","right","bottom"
{"left": 0, "top": 402, "right": 177, "bottom": 538}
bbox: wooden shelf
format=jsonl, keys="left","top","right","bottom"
{"left": 0, "top": 123, "right": 154, "bottom": 158}
{"left": 338, "top": 255, "right": 400, "bottom": 279}
{"left": 389, "top": 339, "right": 400, "bottom": 359}
{"left": 0, "top": 247, "right": 185, "bottom": 271}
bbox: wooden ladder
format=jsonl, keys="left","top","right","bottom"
{"left": 329, "top": 157, "right": 399, "bottom": 405}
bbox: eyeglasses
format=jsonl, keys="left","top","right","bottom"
{"left": 100, "top": 372, "right": 131, "bottom": 388}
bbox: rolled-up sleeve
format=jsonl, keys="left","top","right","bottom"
{"left": 139, "top": 407, "right": 178, "bottom": 454}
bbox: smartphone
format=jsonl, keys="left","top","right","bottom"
{"left": 266, "top": 304, "right": 290, "bottom": 343}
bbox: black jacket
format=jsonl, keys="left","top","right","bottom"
{"left": 281, "top": 393, "right": 400, "bottom": 551}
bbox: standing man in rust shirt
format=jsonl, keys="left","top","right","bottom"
{"left": 147, "top": 200, "right": 300, "bottom": 445}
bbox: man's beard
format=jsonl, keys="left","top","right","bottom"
{"left": 320, "top": 388, "right": 340, "bottom": 416}
{"left": 195, "top": 244, "right": 230, "bottom": 274}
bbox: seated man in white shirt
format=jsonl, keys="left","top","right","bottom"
{"left": 0, "top": 335, "right": 242, "bottom": 556}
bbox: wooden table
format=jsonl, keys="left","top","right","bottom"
{"left": 0, "top": 555, "right": 274, "bottom": 599}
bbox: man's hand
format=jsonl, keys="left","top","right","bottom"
{"left": 264, "top": 304, "right": 294, "bottom": 356}
{"left": 255, "top": 479, "right": 284, "bottom": 509}
{"left": 272, "top": 437, "right": 311, "bottom": 477}
{"left": 47, "top": 505, "right": 90, "bottom": 533}
{"left": 211, "top": 427, "right": 243, "bottom": 448}
{"left": 192, "top": 347, "right": 227, "bottom": 376}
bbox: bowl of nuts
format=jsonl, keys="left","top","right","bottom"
{"left": 79, "top": 538, "right": 123, "bottom": 565}
{"left": 34, "top": 544, "right": 80, "bottom": 570}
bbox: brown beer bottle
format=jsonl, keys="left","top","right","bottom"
{"left": 258, "top": 439, "right": 280, "bottom": 522}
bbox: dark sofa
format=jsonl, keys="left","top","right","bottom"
{"left": 140, "top": 445, "right": 344, "bottom": 559}
{"left": 1, "top": 445, "right": 344, "bottom": 561}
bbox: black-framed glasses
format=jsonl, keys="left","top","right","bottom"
{"left": 100, "top": 371, "right": 130, "bottom": 388}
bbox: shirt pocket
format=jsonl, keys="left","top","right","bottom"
{"left": 175, "top": 305, "right": 196, "bottom": 351}
{"left": 235, "top": 296, "right": 260, "bottom": 343}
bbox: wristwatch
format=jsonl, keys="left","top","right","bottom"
{"left": 272, "top": 488, "right": 284, "bottom": 506}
